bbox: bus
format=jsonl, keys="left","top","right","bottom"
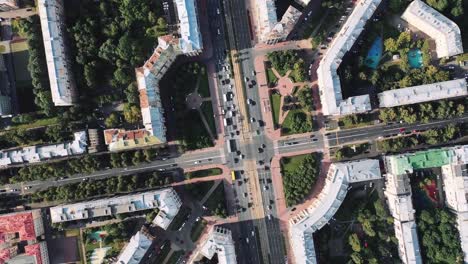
{"left": 231, "top": 170, "right": 240, "bottom": 181}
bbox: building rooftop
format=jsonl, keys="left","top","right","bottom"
{"left": 151, "top": 188, "right": 182, "bottom": 230}
{"left": 50, "top": 188, "right": 181, "bottom": 229}
{"left": 103, "top": 129, "right": 162, "bottom": 151}
{"left": 402, "top": 0, "right": 463, "bottom": 58}
{"left": 384, "top": 145, "right": 468, "bottom": 175}
{"left": 290, "top": 159, "right": 382, "bottom": 263}
{"left": 317, "top": 0, "right": 381, "bottom": 116}
{"left": 378, "top": 78, "right": 467, "bottom": 108}
{"left": 384, "top": 173, "right": 416, "bottom": 221}
{"left": 200, "top": 226, "right": 237, "bottom": 264}
{"left": 266, "top": 6, "right": 302, "bottom": 43}
{"left": 394, "top": 220, "right": 423, "bottom": 264}
{"left": 37, "top": 0, "right": 77, "bottom": 106}
{"left": 116, "top": 231, "right": 153, "bottom": 264}
{"left": 0, "top": 210, "right": 47, "bottom": 264}
{"left": 256, "top": 0, "right": 278, "bottom": 42}
{"left": 0, "top": 131, "right": 87, "bottom": 167}
{"left": 442, "top": 164, "right": 468, "bottom": 263}
{"left": 174, "top": 0, "right": 203, "bottom": 53}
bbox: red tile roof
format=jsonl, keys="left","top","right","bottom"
{"left": 25, "top": 244, "right": 43, "bottom": 264}
{"left": 0, "top": 212, "right": 36, "bottom": 242}
{"left": 0, "top": 211, "right": 44, "bottom": 264}
{"left": 103, "top": 129, "right": 150, "bottom": 145}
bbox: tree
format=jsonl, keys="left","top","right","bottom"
{"left": 426, "top": 0, "right": 449, "bottom": 11}
{"left": 389, "top": 0, "right": 404, "bottom": 13}
{"left": 84, "top": 61, "right": 98, "bottom": 88}
{"left": 113, "top": 68, "right": 132, "bottom": 86}
{"left": 297, "top": 88, "right": 313, "bottom": 111}
{"left": 123, "top": 104, "right": 141, "bottom": 124}
{"left": 105, "top": 113, "right": 120, "bottom": 128}
{"left": 396, "top": 31, "right": 411, "bottom": 49}
{"left": 350, "top": 252, "right": 363, "bottom": 264}
{"left": 384, "top": 38, "right": 398, "bottom": 52}
{"left": 348, "top": 233, "right": 361, "bottom": 252}
{"left": 98, "top": 39, "right": 118, "bottom": 62}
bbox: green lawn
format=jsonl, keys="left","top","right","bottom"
{"left": 12, "top": 50, "right": 32, "bottom": 82}
{"left": 166, "top": 250, "right": 184, "bottom": 264}
{"left": 270, "top": 93, "right": 281, "bottom": 128}
{"left": 10, "top": 117, "right": 59, "bottom": 130}
{"left": 198, "top": 68, "right": 211, "bottom": 98}
{"left": 178, "top": 110, "right": 214, "bottom": 150}
{"left": 281, "top": 109, "right": 312, "bottom": 136}
{"left": 185, "top": 181, "right": 215, "bottom": 201}
{"left": 190, "top": 219, "right": 207, "bottom": 242}
{"left": 203, "top": 182, "right": 227, "bottom": 218}
{"left": 200, "top": 102, "right": 216, "bottom": 136}
{"left": 266, "top": 68, "right": 278, "bottom": 86}
{"left": 185, "top": 168, "right": 223, "bottom": 179}
{"left": 281, "top": 154, "right": 310, "bottom": 175}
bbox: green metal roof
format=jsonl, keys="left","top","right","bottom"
{"left": 386, "top": 148, "right": 455, "bottom": 175}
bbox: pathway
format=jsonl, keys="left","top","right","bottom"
{"left": 200, "top": 180, "right": 222, "bottom": 204}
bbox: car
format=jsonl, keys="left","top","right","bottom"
{"left": 250, "top": 117, "right": 256, "bottom": 123}
{"left": 252, "top": 70, "right": 256, "bottom": 76}
{"left": 399, "top": 128, "right": 406, "bottom": 133}
{"left": 258, "top": 148, "right": 264, "bottom": 153}
{"left": 267, "top": 214, "right": 272, "bottom": 220}
{"left": 251, "top": 231, "right": 255, "bottom": 236}
{"left": 9, "top": 189, "right": 18, "bottom": 192}
{"left": 251, "top": 80, "right": 257, "bottom": 85}
{"left": 216, "top": 8, "right": 220, "bottom": 14}
{"left": 258, "top": 160, "right": 264, "bottom": 165}
{"left": 82, "top": 178, "right": 88, "bottom": 181}
{"left": 246, "top": 238, "right": 250, "bottom": 243}
{"left": 263, "top": 185, "right": 269, "bottom": 190}
{"left": 261, "top": 143, "right": 266, "bottom": 148}
{"left": 157, "top": 168, "right": 166, "bottom": 171}
{"left": 237, "top": 181, "right": 242, "bottom": 186}
{"left": 244, "top": 193, "right": 248, "bottom": 197}
{"left": 267, "top": 205, "right": 272, "bottom": 210}
{"left": 194, "top": 161, "right": 199, "bottom": 164}
{"left": 196, "top": 217, "right": 201, "bottom": 222}
{"left": 312, "top": 138, "right": 318, "bottom": 142}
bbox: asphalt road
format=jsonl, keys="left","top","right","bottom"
{"left": 2, "top": 149, "right": 224, "bottom": 194}
{"left": 222, "top": 0, "right": 288, "bottom": 262}
{"left": 275, "top": 115, "right": 468, "bottom": 154}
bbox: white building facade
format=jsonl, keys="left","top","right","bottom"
{"left": 0, "top": 131, "right": 87, "bottom": 167}
{"left": 116, "top": 230, "right": 154, "bottom": 264}
{"left": 442, "top": 164, "right": 468, "bottom": 263}
{"left": 37, "top": 0, "right": 78, "bottom": 106}
{"left": 289, "top": 159, "right": 382, "bottom": 263}
{"left": 317, "top": 0, "right": 381, "bottom": 116}
{"left": 383, "top": 172, "right": 423, "bottom": 264}
{"left": 402, "top": 0, "right": 463, "bottom": 58}
{"left": 378, "top": 78, "right": 467, "bottom": 108}
{"left": 199, "top": 226, "right": 237, "bottom": 264}
{"left": 50, "top": 188, "right": 181, "bottom": 229}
